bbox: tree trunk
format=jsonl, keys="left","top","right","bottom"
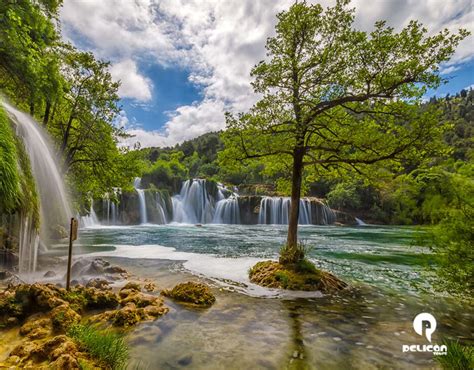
{"left": 282, "top": 147, "right": 304, "bottom": 264}
{"left": 43, "top": 100, "right": 51, "bottom": 126}
{"left": 29, "top": 100, "right": 35, "bottom": 116}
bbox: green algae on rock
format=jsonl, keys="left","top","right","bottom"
{"left": 249, "top": 260, "right": 347, "bottom": 293}
{"left": 161, "top": 281, "right": 216, "bottom": 306}
{"left": 92, "top": 283, "right": 169, "bottom": 327}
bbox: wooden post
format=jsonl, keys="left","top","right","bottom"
{"left": 66, "top": 217, "right": 78, "bottom": 291}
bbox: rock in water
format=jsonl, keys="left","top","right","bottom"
{"left": 161, "top": 281, "right": 216, "bottom": 306}
{"left": 248, "top": 260, "right": 348, "bottom": 292}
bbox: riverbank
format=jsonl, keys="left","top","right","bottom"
{"left": 1, "top": 254, "right": 472, "bottom": 369}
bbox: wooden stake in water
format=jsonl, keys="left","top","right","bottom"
{"left": 66, "top": 217, "right": 78, "bottom": 291}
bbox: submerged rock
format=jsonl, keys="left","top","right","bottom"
{"left": 248, "top": 260, "right": 347, "bottom": 292}
{"left": 92, "top": 283, "right": 169, "bottom": 327}
{"left": 43, "top": 270, "right": 56, "bottom": 278}
{"left": 161, "top": 281, "right": 216, "bottom": 306}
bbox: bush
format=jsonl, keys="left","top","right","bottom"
{"left": 0, "top": 105, "right": 20, "bottom": 213}
{"left": 436, "top": 340, "right": 473, "bottom": 370}
{"left": 279, "top": 242, "right": 309, "bottom": 265}
{"left": 68, "top": 324, "right": 128, "bottom": 369}
{"left": 327, "top": 181, "right": 362, "bottom": 210}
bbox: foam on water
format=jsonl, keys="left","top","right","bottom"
{"left": 86, "top": 244, "right": 322, "bottom": 298}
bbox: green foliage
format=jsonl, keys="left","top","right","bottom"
{"left": 327, "top": 181, "right": 362, "bottom": 210}
{"left": 142, "top": 151, "right": 188, "bottom": 192}
{"left": 68, "top": 324, "right": 129, "bottom": 370}
{"left": 279, "top": 243, "right": 307, "bottom": 265}
{"left": 0, "top": 104, "right": 39, "bottom": 226}
{"left": 420, "top": 162, "right": 473, "bottom": 294}
{"left": 436, "top": 340, "right": 474, "bottom": 370}
{"left": 0, "top": 1, "right": 142, "bottom": 210}
{"left": 0, "top": 0, "right": 62, "bottom": 110}
{"left": 220, "top": 0, "right": 467, "bottom": 258}
{"left": 0, "top": 105, "right": 20, "bottom": 213}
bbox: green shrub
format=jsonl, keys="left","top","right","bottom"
{"left": 279, "top": 242, "right": 310, "bottom": 265}
{"left": 436, "top": 340, "right": 474, "bottom": 370}
{"left": 68, "top": 324, "right": 128, "bottom": 369}
{"left": 0, "top": 105, "right": 20, "bottom": 213}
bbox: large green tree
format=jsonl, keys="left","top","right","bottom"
{"left": 222, "top": 0, "right": 468, "bottom": 264}
{"left": 0, "top": 0, "right": 62, "bottom": 116}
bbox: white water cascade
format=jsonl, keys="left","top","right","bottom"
{"left": 155, "top": 193, "right": 168, "bottom": 224}
{"left": 80, "top": 199, "right": 100, "bottom": 228}
{"left": 258, "top": 197, "right": 335, "bottom": 225}
{"left": 213, "top": 184, "right": 241, "bottom": 224}
{"left": 172, "top": 179, "right": 215, "bottom": 224}
{"left": 103, "top": 190, "right": 120, "bottom": 225}
{"left": 4, "top": 102, "right": 72, "bottom": 273}
{"left": 134, "top": 178, "right": 148, "bottom": 224}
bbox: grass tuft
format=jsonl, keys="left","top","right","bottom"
{"left": 436, "top": 340, "right": 473, "bottom": 370}
{"left": 68, "top": 324, "right": 129, "bottom": 369}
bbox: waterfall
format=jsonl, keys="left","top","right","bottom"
{"left": 80, "top": 199, "right": 100, "bottom": 228}
{"left": 134, "top": 177, "right": 148, "bottom": 224}
{"left": 258, "top": 197, "right": 334, "bottom": 225}
{"left": 102, "top": 190, "right": 119, "bottom": 225}
{"left": 18, "top": 216, "right": 40, "bottom": 273}
{"left": 172, "top": 179, "right": 215, "bottom": 224}
{"left": 213, "top": 184, "right": 240, "bottom": 224}
{"left": 155, "top": 193, "right": 168, "bottom": 224}
{"left": 4, "top": 102, "right": 72, "bottom": 273}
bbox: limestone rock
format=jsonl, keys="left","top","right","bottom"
{"left": 51, "top": 304, "right": 81, "bottom": 333}
{"left": 161, "top": 281, "right": 216, "bottom": 306}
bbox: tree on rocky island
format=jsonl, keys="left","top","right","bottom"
{"left": 221, "top": 0, "right": 468, "bottom": 265}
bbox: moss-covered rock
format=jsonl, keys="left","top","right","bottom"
{"left": 81, "top": 287, "right": 119, "bottom": 310}
{"left": 19, "top": 314, "right": 52, "bottom": 339}
{"left": 51, "top": 304, "right": 81, "bottom": 333}
{"left": 93, "top": 284, "right": 169, "bottom": 327}
{"left": 249, "top": 260, "right": 347, "bottom": 292}
{"left": 161, "top": 281, "right": 216, "bottom": 306}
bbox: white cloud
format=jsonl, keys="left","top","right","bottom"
{"left": 440, "top": 65, "right": 461, "bottom": 75}
{"left": 109, "top": 59, "right": 153, "bottom": 101}
{"left": 61, "top": 0, "right": 474, "bottom": 148}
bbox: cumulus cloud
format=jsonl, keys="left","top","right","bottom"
{"left": 109, "top": 59, "right": 153, "bottom": 101}
{"left": 61, "top": 0, "right": 474, "bottom": 148}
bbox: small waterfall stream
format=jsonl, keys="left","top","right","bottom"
{"left": 80, "top": 199, "right": 100, "bottom": 228}
{"left": 3, "top": 102, "right": 72, "bottom": 273}
{"left": 134, "top": 177, "right": 148, "bottom": 224}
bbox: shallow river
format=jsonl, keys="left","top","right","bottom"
{"left": 72, "top": 224, "right": 472, "bottom": 369}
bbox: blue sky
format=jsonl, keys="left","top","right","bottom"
{"left": 60, "top": 0, "right": 474, "bottom": 147}
{"left": 122, "top": 64, "right": 201, "bottom": 132}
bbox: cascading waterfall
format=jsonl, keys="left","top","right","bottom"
{"left": 80, "top": 199, "right": 100, "bottom": 228}
{"left": 155, "top": 193, "right": 168, "bottom": 224}
{"left": 213, "top": 184, "right": 241, "bottom": 224}
{"left": 4, "top": 102, "right": 72, "bottom": 273}
{"left": 134, "top": 177, "right": 148, "bottom": 224}
{"left": 258, "top": 197, "right": 335, "bottom": 225}
{"left": 172, "top": 179, "right": 215, "bottom": 224}
{"left": 102, "top": 190, "right": 120, "bottom": 225}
